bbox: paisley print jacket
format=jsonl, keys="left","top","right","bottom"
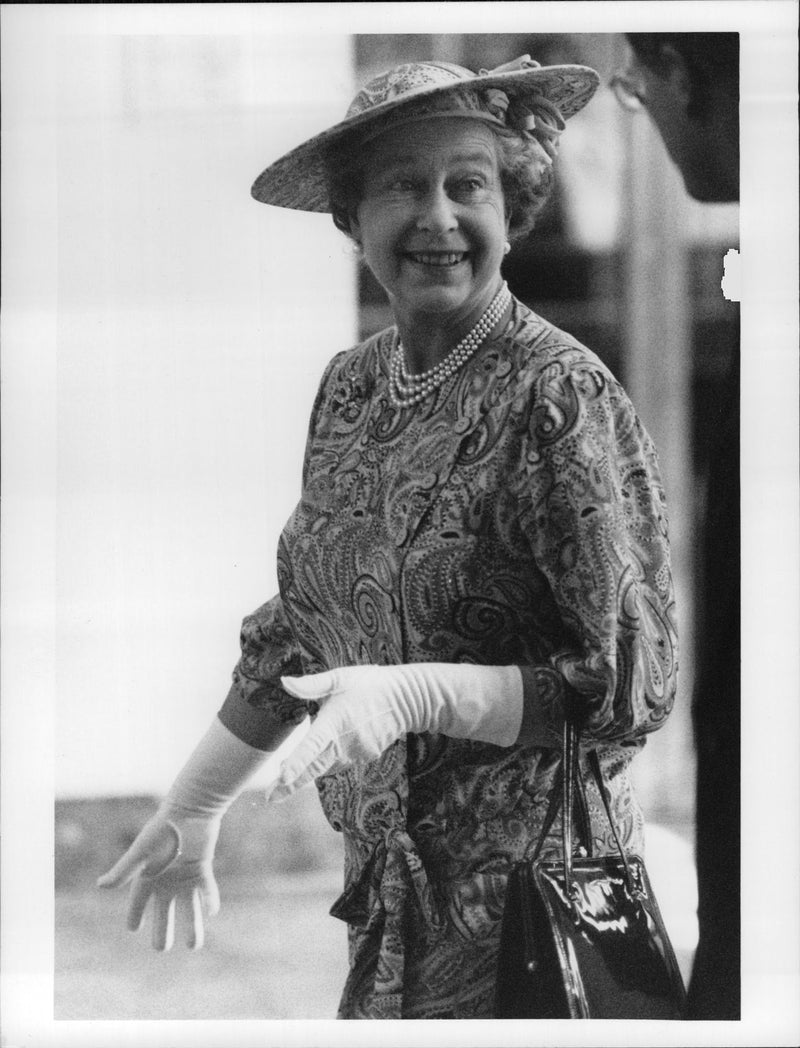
{"left": 225, "top": 298, "right": 678, "bottom": 1018}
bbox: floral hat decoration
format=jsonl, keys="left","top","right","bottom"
{"left": 251, "top": 55, "right": 600, "bottom": 212}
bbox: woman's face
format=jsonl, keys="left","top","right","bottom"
{"left": 350, "top": 118, "right": 508, "bottom": 327}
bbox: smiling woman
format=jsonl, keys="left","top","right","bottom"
{"left": 349, "top": 119, "right": 509, "bottom": 364}
{"left": 99, "top": 54, "right": 681, "bottom": 1020}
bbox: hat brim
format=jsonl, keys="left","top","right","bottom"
{"left": 251, "top": 64, "right": 600, "bottom": 212}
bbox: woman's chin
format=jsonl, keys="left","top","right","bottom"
{"left": 394, "top": 268, "right": 478, "bottom": 312}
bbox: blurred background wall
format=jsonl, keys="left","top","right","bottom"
{"left": 52, "top": 32, "right": 357, "bottom": 800}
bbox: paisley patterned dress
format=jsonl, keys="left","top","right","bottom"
{"left": 218, "top": 297, "right": 678, "bottom": 1019}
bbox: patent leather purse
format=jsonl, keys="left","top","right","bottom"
{"left": 495, "top": 718, "right": 687, "bottom": 1019}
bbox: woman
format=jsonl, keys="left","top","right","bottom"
{"left": 99, "top": 55, "right": 678, "bottom": 1019}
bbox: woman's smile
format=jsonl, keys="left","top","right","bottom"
{"left": 404, "top": 250, "right": 469, "bottom": 268}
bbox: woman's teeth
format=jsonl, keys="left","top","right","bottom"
{"left": 409, "top": 252, "right": 466, "bottom": 267}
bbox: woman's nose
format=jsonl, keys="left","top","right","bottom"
{"left": 415, "top": 186, "right": 457, "bottom": 232}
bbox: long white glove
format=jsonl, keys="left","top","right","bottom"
{"left": 97, "top": 717, "right": 272, "bottom": 951}
{"left": 270, "top": 663, "right": 523, "bottom": 801}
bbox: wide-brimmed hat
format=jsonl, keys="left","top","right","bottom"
{"left": 251, "top": 55, "right": 600, "bottom": 212}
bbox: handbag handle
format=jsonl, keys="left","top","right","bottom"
{"left": 526, "top": 713, "right": 644, "bottom": 899}
{"left": 562, "top": 716, "right": 578, "bottom": 897}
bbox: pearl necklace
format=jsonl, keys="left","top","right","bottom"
{"left": 389, "top": 283, "right": 512, "bottom": 408}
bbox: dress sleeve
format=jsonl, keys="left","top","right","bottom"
{"left": 218, "top": 351, "right": 348, "bottom": 750}
{"left": 520, "top": 352, "right": 678, "bottom": 743}
{"left": 217, "top": 593, "right": 309, "bottom": 750}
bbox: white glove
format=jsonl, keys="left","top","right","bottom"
{"left": 271, "top": 663, "right": 523, "bottom": 801}
{"left": 97, "top": 717, "right": 272, "bottom": 951}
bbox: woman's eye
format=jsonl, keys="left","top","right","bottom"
{"left": 388, "top": 178, "right": 416, "bottom": 192}
{"left": 455, "top": 177, "right": 486, "bottom": 195}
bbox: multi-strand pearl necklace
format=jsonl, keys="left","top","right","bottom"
{"left": 389, "top": 282, "right": 512, "bottom": 408}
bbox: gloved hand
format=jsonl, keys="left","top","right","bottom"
{"left": 97, "top": 717, "right": 272, "bottom": 950}
{"left": 271, "top": 663, "right": 523, "bottom": 800}
{"left": 97, "top": 807, "right": 221, "bottom": 950}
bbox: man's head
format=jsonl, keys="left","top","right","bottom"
{"left": 618, "top": 33, "right": 739, "bottom": 203}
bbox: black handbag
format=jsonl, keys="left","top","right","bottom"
{"left": 495, "top": 718, "right": 687, "bottom": 1019}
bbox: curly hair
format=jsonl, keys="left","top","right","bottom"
{"left": 324, "top": 122, "right": 554, "bottom": 246}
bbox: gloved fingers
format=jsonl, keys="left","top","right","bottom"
{"left": 281, "top": 665, "right": 390, "bottom": 701}
{"left": 185, "top": 867, "right": 221, "bottom": 947}
{"left": 283, "top": 711, "right": 399, "bottom": 774}
{"left": 280, "top": 732, "right": 337, "bottom": 780}
{"left": 126, "top": 874, "right": 156, "bottom": 932}
{"left": 267, "top": 708, "right": 408, "bottom": 804}
{"left": 97, "top": 852, "right": 141, "bottom": 890}
{"left": 97, "top": 820, "right": 180, "bottom": 889}
{"left": 186, "top": 887, "right": 205, "bottom": 950}
{"left": 198, "top": 871, "right": 221, "bottom": 918}
{"left": 152, "top": 891, "right": 177, "bottom": 952}
{"left": 268, "top": 770, "right": 312, "bottom": 804}
{"left": 268, "top": 732, "right": 385, "bottom": 802}
{"left": 281, "top": 670, "right": 341, "bottom": 702}
{"left": 124, "top": 862, "right": 219, "bottom": 950}
{"left": 267, "top": 739, "right": 341, "bottom": 803}
{"left": 266, "top": 768, "right": 315, "bottom": 804}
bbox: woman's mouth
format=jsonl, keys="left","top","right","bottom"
{"left": 405, "top": 251, "right": 468, "bottom": 267}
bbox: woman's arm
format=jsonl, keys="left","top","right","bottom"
{"left": 97, "top": 353, "right": 349, "bottom": 943}
{"left": 97, "top": 716, "right": 274, "bottom": 950}
{"left": 520, "top": 352, "right": 678, "bottom": 743}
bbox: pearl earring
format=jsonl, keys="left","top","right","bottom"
{"left": 503, "top": 241, "right": 512, "bottom": 256}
